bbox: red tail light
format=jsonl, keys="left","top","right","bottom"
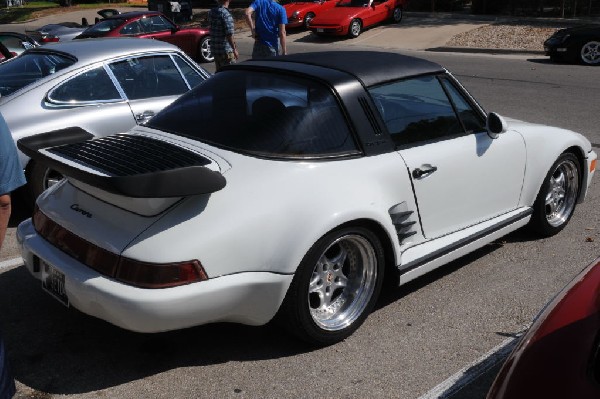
{"left": 41, "top": 36, "right": 60, "bottom": 43}
{"left": 33, "top": 206, "right": 208, "bottom": 288}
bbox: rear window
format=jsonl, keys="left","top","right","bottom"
{"left": 0, "top": 52, "right": 75, "bottom": 97}
{"left": 147, "top": 70, "right": 358, "bottom": 159}
{"left": 80, "top": 19, "right": 124, "bottom": 35}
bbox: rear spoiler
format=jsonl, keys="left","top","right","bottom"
{"left": 18, "top": 128, "right": 226, "bottom": 198}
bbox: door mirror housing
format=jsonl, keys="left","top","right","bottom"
{"left": 486, "top": 112, "right": 508, "bottom": 138}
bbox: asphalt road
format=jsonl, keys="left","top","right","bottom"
{"left": 1, "top": 33, "right": 599, "bottom": 399}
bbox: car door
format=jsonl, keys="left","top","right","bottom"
{"left": 367, "top": 0, "right": 391, "bottom": 26}
{"left": 107, "top": 53, "right": 201, "bottom": 125}
{"left": 138, "top": 15, "right": 195, "bottom": 55}
{"left": 369, "top": 74, "right": 526, "bottom": 239}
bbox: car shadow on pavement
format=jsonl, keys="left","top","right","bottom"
{"left": 0, "top": 265, "right": 314, "bottom": 395}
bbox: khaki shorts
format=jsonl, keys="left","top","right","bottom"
{"left": 215, "top": 52, "right": 236, "bottom": 71}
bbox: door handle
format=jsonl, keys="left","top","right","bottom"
{"left": 412, "top": 164, "right": 438, "bottom": 179}
{"left": 135, "top": 110, "right": 155, "bottom": 124}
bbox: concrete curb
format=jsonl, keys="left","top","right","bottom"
{"left": 426, "top": 46, "right": 545, "bottom": 55}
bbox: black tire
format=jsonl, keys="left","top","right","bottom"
{"left": 27, "top": 161, "right": 64, "bottom": 202}
{"left": 348, "top": 19, "right": 362, "bottom": 38}
{"left": 579, "top": 40, "right": 600, "bottom": 65}
{"left": 278, "top": 226, "right": 384, "bottom": 346}
{"left": 197, "top": 36, "right": 213, "bottom": 63}
{"left": 303, "top": 12, "right": 315, "bottom": 29}
{"left": 529, "top": 152, "right": 581, "bottom": 237}
{"left": 391, "top": 6, "right": 402, "bottom": 23}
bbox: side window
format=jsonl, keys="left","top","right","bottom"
{"left": 48, "top": 66, "right": 121, "bottom": 103}
{"left": 108, "top": 55, "right": 189, "bottom": 100}
{"left": 369, "top": 75, "right": 464, "bottom": 146}
{"left": 141, "top": 16, "right": 171, "bottom": 33}
{"left": 120, "top": 21, "right": 143, "bottom": 35}
{"left": 440, "top": 78, "right": 486, "bottom": 133}
{"left": 173, "top": 55, "right": 205, "bottom": 89}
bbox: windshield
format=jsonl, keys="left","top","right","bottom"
{"left": 0, "top": 52, "right": 75, "bottom": 97}
{"left": 147, "top": 70, "right": 358, "bottom": 158}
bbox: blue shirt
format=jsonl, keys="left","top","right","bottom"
{"left": 209, "top": 5, "right": 235, "bottom": 56}
{"left": 0, "top": 112, "right": 26, "bottom": 195}
{"left": 250, "top": 0, "right": 287, "bottom": 50}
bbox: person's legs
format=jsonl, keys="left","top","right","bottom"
{"left": 0, "top": 194, "right": 11, "bottom": 252}
{"left": 252, "top": 41, "right": 278, "bottom": 58}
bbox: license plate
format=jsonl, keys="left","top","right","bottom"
{"left": 317, "top": 28, "right": 324, "bottom": 32}
{"left": 42, "top": 261, "right": 69, "bottom": 307}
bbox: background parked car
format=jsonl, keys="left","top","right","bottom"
{"left": 26, "top": 23, "right": 87, "bottom": 44}
{"left": 309, "top": 0, "right": 406, "bottom": 37}
{"left": 74, "top": 11, "right": 213, "bottom": 63}
{"left": 487, "top": 257, "right": 600, "bottom": 398}
{"left": 544, "top": 24, "right": 600, "bottom": 65}
{"left": 0, "top": 38, "right": 210, "bottom": 199}
{"left": 284, "top": 0, "right": 338, "bottom": 29}
{"left": 0, "top": 32, "right": 39, "bottom": 57}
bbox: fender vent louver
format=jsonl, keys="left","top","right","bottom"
{"left": 389, "top": 203, "right": 417, "bottom": 245}
{"left": 48, "top": 134, "right": 210, "bottom": 176}
{"left": 358, "top": 96, "right": 383, "bottom": 135}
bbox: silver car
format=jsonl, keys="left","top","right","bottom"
{"left": 0, "top": 37, "right": 210, "bottom": 199}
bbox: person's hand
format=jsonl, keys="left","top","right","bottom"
{"left": 233, "top": 49, "right": 239, "bottom": 59}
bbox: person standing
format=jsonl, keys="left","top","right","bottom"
{"left": 209, "top": 0, "right": 239, "bottom": 72}
{"left": 245, "top": 0, "right": 287, "bottom": 58}
{"left": 0, "top": 111, "right": 23, "bottom": 399}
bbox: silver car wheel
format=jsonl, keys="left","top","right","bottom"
{"left": 349, "top": 19, "right": 362, "bottom": 38}
{"left": 303, "top": 12, "right": 315, "bottom": 29}
{"left": 392, "top": 7, "right": 402, "bottom": 23}
{"left": 308, "top": 234, "right": 378, "bottom": 332}
{"left": 199, "top": 36, "right": 213, "bottom": 63}
{"left": 580, "top": 41, "right": 600, "bottom": 65}
{"left": 544, "top": 158, "right": 579, "bottom": 227}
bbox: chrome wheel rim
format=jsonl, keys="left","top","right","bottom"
{"left": 544, "top": 159, "right": 579, "bottom": 227}
{"left": 393, "top": 7, "right": 402, "bottom": 22}
{"left": 350, "top": 20, "right": 361, "bottom": 37}
{"left": 43, "top": 168, "right": 63, "bottom": 190}
{"left": 201, "top": 38, "right": 213, "bottom": 62}
{"left": 304, "top": 13, "right": 314, "bottom": 28}
{"left": 581, "top": 41, "right": 600, "bottom": 64}
{"left": 308, "top": 234, "right": 378, "bottom": 331}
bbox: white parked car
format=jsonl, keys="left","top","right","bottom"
{"left": 17, "top": 51, "right": 597, "bottom": 345}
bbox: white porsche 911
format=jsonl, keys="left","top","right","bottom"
{"left": 17, "top": 51, "right": 597, "bottom": 345}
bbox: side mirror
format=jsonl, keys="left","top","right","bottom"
{"left": 486, "top": 112, "right": 508, "bottom": 138}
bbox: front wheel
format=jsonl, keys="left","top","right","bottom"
{"left": 197, "top": 36, "right": 213, "bottom": 63}
{"left": 580, "top": 40, "right": 600, "bottom": 65}
{"left": 303, "top": 12, "right": 315, "bottom": 29}
{"left": 391, "top": 6, "right": 403, "bottom": 23}
{"left": 348, "top": 19, "right": 362, "bottom": 38}
{"left": 529, "top": 152, "right": 580, "bottom": 237}
{"left": 278, "top": 226, "right": 384, "bottom": 346}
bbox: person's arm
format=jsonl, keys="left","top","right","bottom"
{"left": 226, "top": 34, "right": 239, "bottom": 59}
{"left": 278, "top": 24, "right": 287, "bottom": 55}
{"left": 245, "top": 6, "right": 256, "bottom": 38}
{"left": 0, "top": 194, "right": 11, "bottom": 251}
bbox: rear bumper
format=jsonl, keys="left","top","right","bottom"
{"left": 17, "top": 219, "right": 293, "bottom": 333}
{"left": 309, "top": 25, "right": 347, "bottom": 36}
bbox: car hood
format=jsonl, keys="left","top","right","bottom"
{"left": 286, "top": 3, "right": 317, "bottom": 14}
{"left": 559, "top": 24, "right": 600, "bottom": 35}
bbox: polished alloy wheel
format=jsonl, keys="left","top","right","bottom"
{"left": 304, "top": 12, "right": 315, "bottom": 29}
{"left": 349, "top": 20, "right": 362, "bottom": 37}
{"left": 308, "top": 234, "right": 378, "bottom": 332}
{"left": 392, "top": 7, "right": 402, "bottom": 22}
{"left": 544, "top": 158, "right": 579, "bottom": 227}
{"left": 200, "top": 37, "right": 213, "bottom": 62}
{"left": 581, "top": 41, "right": 600, "bottom": 65}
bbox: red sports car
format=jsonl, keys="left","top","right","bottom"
{"left": 284, "top": 0, "right": 338, "bottom": 29}
{"left": 487, "top": 257, "right": 600, "bottom": 399}
{"left": 75, "top": 11, "right": 212, "bottom": 63}
{"left": 308, "top": 0, "right": 406, "bottom": 37}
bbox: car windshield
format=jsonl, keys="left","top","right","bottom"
{"left": 0, "top": 52, "right": 75, "bottom": 97}
{"left": 81, "top": 19, "right": 123, "bottom": 35}
{"left": 147, "top": 70, "right": 358, "bottom": 158}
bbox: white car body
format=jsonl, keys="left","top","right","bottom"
{"left": 17, "top": 51, "right": 597, "bottom": 344}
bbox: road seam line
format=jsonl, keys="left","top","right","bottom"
{"left": 0, "top": 257, "right": 23, "bottom": 271}
{"left": 417, "top": 331, "right": 526, "bottom": 399}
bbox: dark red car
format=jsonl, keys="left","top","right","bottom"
{"left": 487, "top": 257, "right": 600, "bottom": 399}
{"left": 308, "top": 0, "right": 406, "bottom": 38}
{"left": 75, "top": 11, "right": 212, "bottom": 63}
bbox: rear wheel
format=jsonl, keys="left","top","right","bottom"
{"left": 197, "top": 36, "right": 213, "bottom": 63}
{"left": 529, "top": 152, "right": 580, "bottom": 236}
{"left": 303, "top": 12, "right": 315, "bottom": 29}
{"left": 279, "top": 226, "right": 384, "bottom": 346}
{"left": 27, "top": 161, "right": 63, "bottom": 202}
{"left": 392, "top": 6, "right": 403, "bottom": 23}
{"left": 348, "top": 19, "right": 362, "bottom": 38}
{"left": 580, "top": 40, "right": 600, "bottom": 65}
